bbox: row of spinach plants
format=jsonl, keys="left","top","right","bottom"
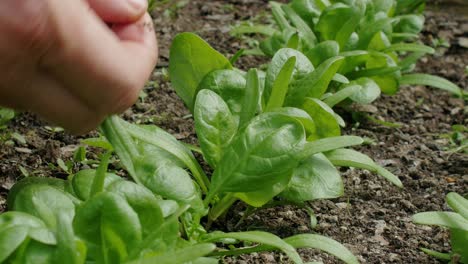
{"left": 0, "top": 0, "right": 465, "bottom": 263}
{"left": 232, "top": 0, "right": 467, "bottom": 260}
{"left": 231, "top": 0, "right": 465, "bottom": 101}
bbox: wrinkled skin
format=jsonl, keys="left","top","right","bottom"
{"left": 0, "top": 0, "right": 158, "bottom": 133}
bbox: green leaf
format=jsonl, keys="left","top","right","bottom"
{"left": 271, "top": 107, "right": 317, "bottom": 137}
{"left": 128, "top": 243, "right": 216, "bottom": 264}
{"left": 121, "top": 120, "right": 210, "bottom": 193}
{"left": 7, "top": 177, "right": 68, "bottom": 208}
{"left": 0, "top": 226, "right": 28, "bottom": 262}
{"left": 207, "top": 113, "right": 305, "bottom": 200}
{"left": 205, "top": 231, "right": 303, "bottom": 264}
{"left": 305, "top": 41, "right": 340, "bottom": 67}
{"left": 451, "top": 229, "right": 468, "bottom": 263}
{"left": 271, "top": 1, "right": 292, "bottom": 31}
{"left": 11, "top": 185, "right": 75, "bottom": 230}
{"left": 53, "top": 213, "right": 86, "bottom": 264}
{"left": 284, "top": 234, "right": 359, "bottom": 264}
{"left": 290, "top": 0, "right": 324, "bottom": 25}
{"left": 230, "top": 25, "right": 276, "bottom": 37}
{"left": 169, "top": 33, "right": 232, "bottom": 109}
{"left": 399, "top": 74, "right": 462, "bottom": 97}
{"left": 235, "top": 174, "right": 292, "bottom": 207}
{"left": 347, "top": 78, "right": 381, "bottom": 105}
{"left": 197, "top": 70, "right": 246, "bottom": 120}
{"left": 338, "top": 50, "right": 370, "bottom": 75}
{"left": 384, "top": 43, "right": 434, "bottom": 54}
{"left": 74, "top": 192, "right": 142, "bottom": 261}
{"left": 325, "top": 149, "right": 403, "bottom": 187}
{"left": 299, "top": 136, "right": 363, "bottom": 160}
{"left": 323, "top": 85, "right": 360, "bottom": 107}
{"left": 301, "top": 98, "right": 341, "bottom": 138}
{"left": 393, "top": 14, "right": 424, "bottom": 35}
{"left": 8, "top": 240, "right": 55, "bottom": 264}
{"left": 420, "top": 248, "right": 452, "bottom": 261}
{"left": 281, "top": 153, "right": 344, "bottom": 202}
{"left": 239, "top": 69, "right": 261, "bottom": 128}
{"left": 100, "top": 116, "right": 139, "bottom": 180}
{"left": 70, "top": 169, "right": 122, "bottom": 201}
{"left": 356, "top": 17, "right": 393, "bottom": 50}
{"left": 133, "top": 158, "right": 203, "bottom": 211}
{"left": 282, "top": 5, "right": 318, "bottom": 49}
{"left": 264, "top": 48, "right": 314, "bottom": 107}
{"left": 104, "top": 180, "right": 164, "bottom": 238}
{"left": 265, "top": 57, "right": 297, "bottom": 111}
{"left": 446, "top": 192, "right": 468, "bottom": 220}
{"left": 365, "top": 53, "right": 400, "bottom": 94}
{"left": 0, "top": 212, "right": 55, "bottom": 245}
{"left": 195, "top": 89, "right": 237, "bottom": 168}
{"left": 287, "top": 56, "right": 344, "bottom": 105}
{"left": 413, "top": 212, "right": 468, "bottom": 231}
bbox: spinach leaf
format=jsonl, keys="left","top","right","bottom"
{"left": 194, "top": 89, "right": 237, "bottom": 168}
{"left": 169, "top": 33, "right": 232, "bottom": 109}
{"left": 281, "top": 153, "right": 343, "bottom": 202}
{"left": 206, "top": 113, "right": 305, "bottom": 201}
{"left": 197, "top": 69, "right": 246, "bottom": 119}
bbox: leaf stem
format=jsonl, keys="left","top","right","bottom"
{"left": 90, "top": 151, "right": 112, "bottom": 197}
{"left": 209, "top": 193, "right": 237, "bottom": 222}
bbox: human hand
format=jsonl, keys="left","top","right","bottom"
{"left": 0, "top": 0, "right": 158, "bottom": 134}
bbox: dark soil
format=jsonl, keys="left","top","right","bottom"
{"left": 0, "top": 1, "right": 466, "bottom": 263}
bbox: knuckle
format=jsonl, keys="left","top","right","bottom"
{"left": 13, "top": 1, "right": 53, "bottom": 52}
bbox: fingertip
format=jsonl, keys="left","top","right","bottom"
{"left": 111, "top": 13, "right": 156, "bottom": 44}
{"left": 87, "top": 0, "right": 147, "bottom": 23}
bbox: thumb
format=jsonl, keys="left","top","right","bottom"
{"left": 87, "top": 0, "right": 147, "bottom": 23}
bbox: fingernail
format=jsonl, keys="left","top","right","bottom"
{"left": 128, "top": 0, "right": 147, "bottom": 12}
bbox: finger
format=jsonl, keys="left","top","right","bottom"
{"left": 28, "top": 74, "right": 104, "bottom": 134}
{"left": 86, "top": 0, "right": 147, "bottom": 23}
{"left": 40, "top": 1, "right": 158, "bottom": 115}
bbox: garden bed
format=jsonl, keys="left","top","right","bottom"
{"left": 0, "top": 1, "right": 466, "bottom": 263}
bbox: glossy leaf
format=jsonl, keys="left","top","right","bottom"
{"left": 197, "top": 69, "right": 246, "bottom": 119}
{"left": 204, "top": 231, "right": 303, "bottom": 264}
{"left": 282, "top": 4, "right": 318, "bottom": 48}
{"left": 207, "top": 113, "right": 305, "bottom": 198}
{"left": 264, "top": 48, "right": 314, "bottom": 107}
{"left": 134, "top": 157, "right": 203, "bottom": 211}
{"left": 265, "top": 57, "right": 297, "bottom": 111}
{"left": 447, "top": 192, "right": 468, "bottom": 219}
{"left": 301, "top": 98, "right": 341, "bottom": 138}
{"left": 347, "top": 77, "right": 381, "bottom": 104}
{"left": 11, "top": 185, "right": 75, "bottom": 230}
{"left": 413, "top": 212, "right": 468, "bottom": 231}
{"left": 325, "top": 148, "right": 403, "bottom": 187}
{"left": 128, "top": 243, "right": 216, "bottom": 264}
{"left": 195, "top": 89, "right": 237, "bottom": 167}
{"left": 286, "top": 56, "right": 344, "bottom": 105}
{"left": 281, "top": 153, "right": 343, "bottom": 202}
{"left": 271, "top": 107, "right": 317, "bottom": 137}
{"left": 399, "top": 74, "right": 463, "bottom": 97}
{"left": 285, "top": 234, "right": 359, "bottom": 264}
{"left": 323, "top": 85, "right": 360, "bottom": 107}
{"left": 169, "top": 33, "right": 232, "bottom": 109}
{"left": 305, "top": 41, "right": 340, "bottom": 67}
{"left": 74, "top": 192, "right": 142, "bottom": 262}
{"left": 239, "top": 69, "right": 261, "bottom": 128}
{"left": 299, "top": 136, "right": 363, "bottom": 160}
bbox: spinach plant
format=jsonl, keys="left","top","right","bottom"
{"left": 413, "top": 192, "right": 468, "bottom": 263}
{"left": 232, "top": 0, "right": 464, "bottom": 100}
{"left": 0, "top": 156, "right": 217, "bottom": 264}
